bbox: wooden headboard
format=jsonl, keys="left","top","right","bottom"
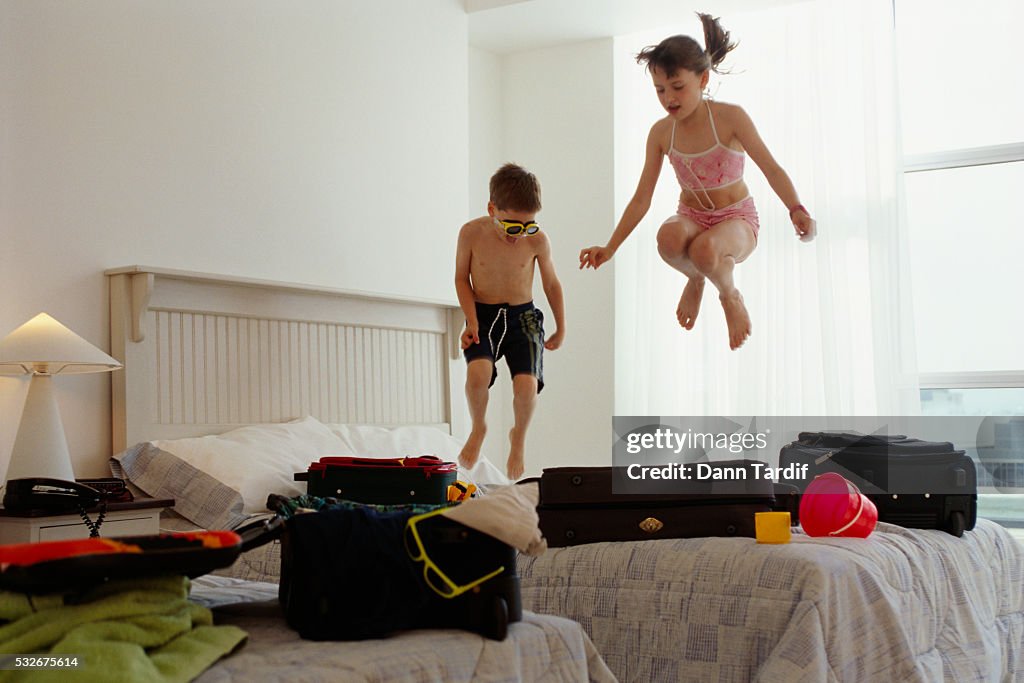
{"left": 106, "top": 266, "right": 466, "bottom": 451}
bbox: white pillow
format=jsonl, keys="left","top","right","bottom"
{"left": 327, "top": 424, "right": 510, "bottom": 487}
{"left": 152, "top": 416, "right": 347, "bottom": 514}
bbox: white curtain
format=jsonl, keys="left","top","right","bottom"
{"left": 613, "top": 0, "right": 920, "bottom": 417}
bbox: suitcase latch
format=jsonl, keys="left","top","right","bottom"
{"left": 639, "top": 517, "right": 664, "bottom": 534}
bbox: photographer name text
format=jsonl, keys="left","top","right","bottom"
{"left": 626, "top": 462, "right": 809, "bottom": 481}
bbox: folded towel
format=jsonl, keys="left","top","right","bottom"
{"left": 0, "top": 575, "right": 246, "bottom": 683}
{"left": 441, "top": 482, "right": 547, "bottom": 555}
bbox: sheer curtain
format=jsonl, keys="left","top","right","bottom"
{"left": 613, "top": 0, "right": 919, "bottom": 417}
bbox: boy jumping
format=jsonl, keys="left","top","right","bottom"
{"left": 455, "top": 163, "right": 565, "bottom": 480}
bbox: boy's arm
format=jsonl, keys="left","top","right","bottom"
{"left": 536, "top": 233, "right": 565, "bottom": 350}
{"left": 454, "top": 224, "right": 479, "bottom": 349}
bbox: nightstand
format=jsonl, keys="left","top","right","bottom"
{"left": 0, "top": 497, "right": 174, "bottom": 544}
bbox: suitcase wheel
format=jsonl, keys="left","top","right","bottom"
{"left": 949, "top": 511, "right": 966, "bottom": 538}
{"left": 482, "top": 595, "right": 509, "bottom": 641}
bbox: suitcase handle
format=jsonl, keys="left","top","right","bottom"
{"left": 799, "top": 431, "right": 907, "bottom": 447}
{"left": 236, "top": 515, "right": 285, "bottom": 552}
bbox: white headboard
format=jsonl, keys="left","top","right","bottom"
{"left": 107, "top": 266, "right": 466, "bottom": 451}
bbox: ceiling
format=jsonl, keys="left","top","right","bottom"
{"left": 467, "top": 0, "right": 797, "bottom": 55}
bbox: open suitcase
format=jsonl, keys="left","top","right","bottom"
{"left": 240, "top": 503, "right": 521, "bottom": 641}
{"left": 527, "top": 460, "right": 777, "bottom": 547}
{"left": 0, "top": 531, "right": 243, "bottom": 593}
{"left": 779, "top": 431, "right": 977, "bottom": 536}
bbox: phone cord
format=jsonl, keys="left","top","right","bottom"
{"left": 78, "top": 500, "right": 107, "bottom": 538}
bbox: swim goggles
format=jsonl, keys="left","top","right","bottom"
{"left": 495, "top": 218, "right": 540, "bottom": 236}
{"left": 403, "top": 506, "right": 505, "bottom": 599}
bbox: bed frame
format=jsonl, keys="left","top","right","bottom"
{"left": 106, "top": 266, "right": 466, "bottom": 451}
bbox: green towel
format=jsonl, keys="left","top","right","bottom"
{"left": 0, "top": 575, "right": 246, "bottom": 683}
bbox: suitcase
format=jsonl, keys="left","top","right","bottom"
{"left": 0, "top": 531, "right": 242, "bottom": 593}
{"left": 529, "top": 460, "right": 777, "bottom": 547}
{"left": 239, "top": 503, "right": 521, "bottom": 641}
{"left": 295, "top": 455, "right": 457, "bottom": 504}
{"left": 405, "top": 511, "right": 521, "bottom": 641}
{"left": 778, "top": 431, "right": 977, "bottom": 536}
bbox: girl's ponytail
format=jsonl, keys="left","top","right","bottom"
{"left": 698, "top": 12, "right": 737, "bottom": 73}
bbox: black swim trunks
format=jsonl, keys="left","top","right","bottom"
{"left": 463, "top": 301, "right": 545, "bottom": 393}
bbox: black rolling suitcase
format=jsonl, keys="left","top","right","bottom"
{"left": 294, "top": 456, "right": 458, "bottom": 504}
{"left": 530, "top": 460, "right": 777, "bottom": 547}
{"left": 779, "top": 431, "right": 977, "bottom": 536}
{"left": 240, "top": 503, "right": 521, "bottom": 641}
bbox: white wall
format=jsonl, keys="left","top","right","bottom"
{"left": 498, "top": 39, "right": 617, "bottom": 475}
{"left": 466, "top": 46, "right": 512, "bottom": 465}
{"left": 0, "top": 0, "right": 469, "bottom": 477}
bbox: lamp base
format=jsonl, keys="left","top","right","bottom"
{"left": 4, "top": 374, "right": 76, "bottom": 483}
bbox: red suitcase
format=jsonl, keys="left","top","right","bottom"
{"left": 295, "top": 455, "right": 458, "bottom": 505}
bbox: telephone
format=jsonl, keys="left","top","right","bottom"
{"left": 2, "top": 478, "right": 102, "bottom": 512}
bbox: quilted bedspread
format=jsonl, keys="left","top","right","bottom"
{"left": 189, "top": 576, "right": 616, "bottom": 683}
{"left": 517, "top": 518, "right": 1024, "bottom": 682}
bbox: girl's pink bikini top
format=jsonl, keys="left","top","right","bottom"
{"left": 667, "top": 100, "right": 745, "bottom": 210}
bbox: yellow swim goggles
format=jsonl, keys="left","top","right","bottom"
{"left": 495, "top": 218, "right": 540, "bottom": 236}
{"left": 403, "top": 507, "right": 505, "bottom": 599}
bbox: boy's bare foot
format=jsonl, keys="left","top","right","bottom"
{"left": 506, "top": 428, "right": 525, "bottom": 480}
{"left": 720, "top": 291, "right": 751, "bottom": 350}
{"left": 676, "top": 278, "right": 705, "bottom": 330}
{"left": 458, "top": 428, "right": 486, "bottom": 469}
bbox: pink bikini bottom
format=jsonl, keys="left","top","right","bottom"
{"left": 677, "top": 196, "right": 759, "bottom": 239}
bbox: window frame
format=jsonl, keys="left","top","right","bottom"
{"left": 904, "top": 146, "right": 1024, "bottom": 389}
{"left": 904, "top": 143, "right": 1024, "bottom": 173}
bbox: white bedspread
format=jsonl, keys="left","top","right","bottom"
{"left": 190, "top": 576, "right": 617, "bottom": 683}
{"left": 516, "top": 519, "right": 1024, "bottom": 683}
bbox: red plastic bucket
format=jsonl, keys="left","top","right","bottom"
{"left": 799, "top": 473, "right": 878, "bottom": 538}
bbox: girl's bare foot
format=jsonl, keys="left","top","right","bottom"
{"left": 458, "top": 428, "right": 486, "bottom": 469}
{"left": 676, "top": 278, "right": 705, "bottom": 330}
{"left": 506, "top": 428, "right": 525, "bottom": 480}
{"left": 719, "top": 291, "right": 751, "bottom": 350}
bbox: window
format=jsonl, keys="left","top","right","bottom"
{"left": 897, "top": 0, "right": 1024, "bottom": 541}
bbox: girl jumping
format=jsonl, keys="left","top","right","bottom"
{"left": 579, "top": 12, "right": 816, "bottom": 350}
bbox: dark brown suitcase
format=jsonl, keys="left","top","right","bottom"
{"left": 529, "top": 460, "right": 777, "bottom": 547}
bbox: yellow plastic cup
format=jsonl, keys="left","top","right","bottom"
{"left": 755, "top": 511, "right": 792, "bottom": 544}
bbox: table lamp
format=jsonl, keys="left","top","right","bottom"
{"left": 0, "top": 313, "right": 122, "bottom": 483}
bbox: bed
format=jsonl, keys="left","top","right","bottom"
{"left": 105, "top": 266, "right": 615, "bottom": 683}
{"left": 517, "top": 519, "right": 1024, "bottom": 682}
{"left": 187, "top": 576, "right": 611, "bottom": 683}
{"left": 105, "top": 266, "right": 1024, "bottom": 683}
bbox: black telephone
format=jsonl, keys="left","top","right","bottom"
{"left": 2, "top": 478, "right": 102, "bottom": 512}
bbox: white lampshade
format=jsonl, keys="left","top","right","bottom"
{"left": 0, "top": 313, "right": 122, "bottom": 484}
{"left": 0, "top": 313, "right": 121, "bottom": 375}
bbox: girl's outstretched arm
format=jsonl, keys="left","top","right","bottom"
{"left": 732, "top": 106, "right": 816, "bottom": 241}
{"left": 580, "top": 121, "right": 667, "bottom": 269}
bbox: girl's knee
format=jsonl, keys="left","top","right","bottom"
{"left": 688, "top": 236, "right": 720, "bottom": 273}
{"left": 656, "top": 222, "right": 685, "bottom": 255}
